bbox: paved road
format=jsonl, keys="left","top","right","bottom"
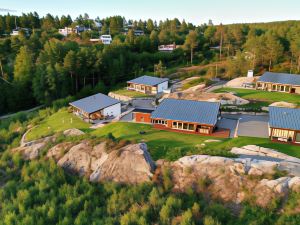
{"left": 222, "top": 114, "right": 269, "bottom": 138}
{"left": 216, "top": 118, "right": 238, "bottom": 138}
{"left": 132, "top": 99, "right": 155, "bottom": 109}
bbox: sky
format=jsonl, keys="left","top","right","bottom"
{"left": 1, "top": 0, "right": 300, "bottom": 25}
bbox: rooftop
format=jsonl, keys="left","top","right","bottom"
{"left": 269, "top": 106, "right": 300, "bottom": 131}
{"left": 127, "top": 75, "right": 169, "bottom": 86}
{"left": 69, "top": 93, "right": 120, "bottom": 114}
{"left": 151, "top": 98, "right": 220, "bottom": 125}
{"left": 258, "top": 72, "right": 300, "bottom": 86}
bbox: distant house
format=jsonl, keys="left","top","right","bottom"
{"left": 158, "top": 44, "right": 176, "bottom": 52}
{"left": 134, "top": 30, "right": 144, "bottom": 36}
{"left": 100, "top": 35, "right": 112, "bottom": 45}
{"left": 69, "top": 93, "right": 121, "bottom": 122}
{"left": 59, "top": 27, "right": 74, "bottom": 36}
{"left": 149, "top": 98, "right": 221, "bottom": 135}
{"left": 269, "top": 106, "right": 300, "bottom": 144}
{"left": 10, "top": 28, "right": 30, "bottom": 36}
{"left": 127, "top": 75, "right": 169, "bottom": 94}
{"left": 74, "top": 25, "right": 91, "bottom": 34}
{"left": 256, "top": 72, "right": 300, "bottom": 94}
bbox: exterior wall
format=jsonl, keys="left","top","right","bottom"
{"left": 294, "top": 86, "right": 300, "bottom": 94}
{"left": 127, "top": 83, "right": 156, "bottom": 94}
{"left": 256, "top": 81, "right": 300, "bottom": 94}
{"left": 269, "top": 127, "right": 300, "bottom": 144}
{"left": 134, "top": 112, "right": 152, "bottom": 123}
{"left": 151, "top": 118, "right": 214, "bottom": 135}
{"left": 102, "top": 103, "right": 121, "bottom": 117}
{"left": 157, "top": 81, "right": 168, "bottom": 93}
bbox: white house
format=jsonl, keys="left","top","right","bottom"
{"left": 10, "top": 28, "right": 30, "bottom": 36}
{"left": 59, "top": 27, "right": 74, "bottom": 36}
{"left": 158, "top": 44, "right": 176, "bottom": 52}
{"left": 127, "top": 75, "right": 169, "bottom": 94}
{"left": 69, "top": 93, "right": 121, "bottom": 122}
{"left": 100, "top": 35, "right": 112, "bottom": 45}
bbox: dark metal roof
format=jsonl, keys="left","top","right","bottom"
{"left": 258, "top": 72, "right": 300, "bottom": 86}
{"left": 269, "top": 106, "right": 300, "bottom": 131}
{"left": 133, "top": 108, "right": 155, "bottom": 113}
{"left": 69, "top": 93, "right": 120, "bottom": 114}
{"left": 151, "top": 98, "right": 220, "bottom": 125}
{"left": 127, "top": 75, "right": 169, "bottom": 86}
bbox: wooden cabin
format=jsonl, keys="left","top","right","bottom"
{"left": 149, "top": 98, "right": 221, "bottom": 135}
{"left": 69, "top": 93, "right": 121, "bottom": 122}
{"left": 269, "top": 106, "right": 300, "bottom": 145}
{"left": 127, "top": 75, "right": 169, "bottom": 95}
{"left": 256, "top": 72, "right": 300, "bottom": 94}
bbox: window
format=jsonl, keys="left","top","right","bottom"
{"left": 280, "top": 86, "right": 285, "bottom": 92}
{"left": 178, "top": 123, "right": 183, "bottom": 129}
{"left": 172, "top": 122, "right": 177, "bottom": 128}
{"left": 188, "top": 124, "right": 195, "bottom": 131}
{"left": 286, "top": 86, "right": 290, "bottom": 92}
{"left": 183, "top": 123, "right": 188, "bottom": 130}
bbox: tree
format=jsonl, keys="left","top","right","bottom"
{"left": 147, "top": 19, "right": 155, "bottom": 33}
{"left": 150, "top": 30, "right": 159, "bottom": 51}
{"left": 180, "top": 209, "right": 195, "bottom": 225}
{"left": 14, "top": 46, "right": 34, "bottom": 83}
{"left": 291, "top": 37, "right": 300, "bottom": 72}
{"left": 265, "top": 33, "right": 283, "bottom": 71}
{"left": 184, "top": 30, "right": 199, "bottom": 64}
{"left": 64, "top": 50, "right": 77, "bottom": 93}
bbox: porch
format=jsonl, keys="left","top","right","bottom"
{"left": 127, "top": 82, "right": 157, "bottom": 94}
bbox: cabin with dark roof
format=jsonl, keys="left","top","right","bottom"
{"left": 127, "top": 75, "right": 169, "bottom": 94}
{"left": 269, "top": 106, "right": 300, "bottom": 144}
{"left": 69, "top": 93, "right": 121, "bottom": 122}
{"left": 256, "top": 72, "right": 300, "bottom": 94}
{"left": 148, "top": 98, "right": 223, "bottom": 136}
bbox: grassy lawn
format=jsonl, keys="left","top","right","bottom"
{"left": 26, "top": 109, "right": 300, "bottom": 161}
{"left": 214, "top": 87, "right": 300, "bottom": 105}
{"left": 112, "top": 88, "right": 152, "bottom": 98}
{"left": 91, "top": 122, "right": 300, "bottom": 160}
{"left": 26, "top": 109, "right": 90, "bottom": 141}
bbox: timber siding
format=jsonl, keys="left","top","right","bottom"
{"left": 256, "top": 72, "right": 300, "bottom": 94}
{"left": 269, "top": 106, "right": 300, "bottom": 144}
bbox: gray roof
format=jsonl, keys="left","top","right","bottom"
{"left": 69, "top": 93, "right": 120, "bottom": 114}
{"left": 151, "top": 98, "right": 220, "bottom": 125}
{"left": 127, "top": 75, "right": 169, "bottom": 86}
{"left": 269, "top": 106, "right": 300, "bottom": 131}
{"left": 258, "top": 72, "right": 300, "bottom": 86}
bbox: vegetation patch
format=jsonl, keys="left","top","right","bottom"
{"left": 111, "top": 88, "right": 153, "bottom": 98}
{"left": 26, "top": 109, "right": 90, "bottom": 141}
{"left": 214, "top": 87, "right": 300, "bottom": 105}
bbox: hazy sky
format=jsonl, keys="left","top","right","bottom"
{"left": 1, "top": 0, "right": 300, "bottom": 25}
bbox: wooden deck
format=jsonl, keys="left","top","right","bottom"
{"left": 153, "top": 125, "right": 231, "bottom": 138}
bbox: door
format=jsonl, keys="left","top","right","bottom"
{"left": 296, "top": 132, "right": 300, "bottom": 143}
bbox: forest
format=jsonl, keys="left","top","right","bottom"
{"left": 1, "top": 13, "right": 300, "bottom": 115}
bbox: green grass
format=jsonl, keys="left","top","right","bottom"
{"left": 26, "top": 109, "right": 300, "bottom": 161}
{"left": 91, "top": 122, "right": 300, "bottom": 160}
{"left": 182, "top": 78, "right": 204, "bottom": 90}
{"left": 112, "top": 88, "right": 152, "bottom": 98}
{"left": 214, "top": 87, "right": 300, "bottom": 105}
{"left": 26, "top": 109, "right": 90, "bottom": 141}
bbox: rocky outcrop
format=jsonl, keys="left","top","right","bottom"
{"left": 63, "top": 128, "right": 85, "bottom": 137}
{"left": 51, "top": 141, "right": 155, "bottom": 184}
{"left": 90, "top": 143, "right": 155, "bottom": 183}
{"left": 160, "top": 154, "right": 300, "bottom": 208}
{"left": 231, "top": 145, "right": 300, "bottom": 176}
{"left": 13, "top": 135, "right": 56, "bottom": 160}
